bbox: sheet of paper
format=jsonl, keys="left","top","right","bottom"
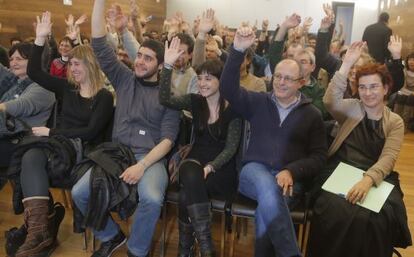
{"left": 322, "top": 162, "right": 394, "bottom": 213}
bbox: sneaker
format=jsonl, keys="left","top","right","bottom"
{"left": 91, "top": 230, "right": 126, "bottom": 257}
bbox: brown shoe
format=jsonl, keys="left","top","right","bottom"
{"left": 15, "top": 197, "right": 53, "bottom": 257}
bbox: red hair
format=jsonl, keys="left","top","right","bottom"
{"left": 355, "top": 63, "right": 393, "bottom": 95}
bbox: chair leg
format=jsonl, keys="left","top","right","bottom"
{"left": 60, "top": 189, "right": 69, "bottom": 208}
{"left": 302, "top": 221, "right": 311, "bottom": 257}
{"left": 92, "top": 234, "right": 96, "bottom": 252}
{"left": 297, "top": 224, "right": 304, "bottom": 250}
{"left": 83, "top": 230, "right": 88, "bottom": 251}
{"left": 159, "top": 203, "right": 167, "bottom": 257}
{"left": 229, "top": 216, "right": 237, "bottom": 257}
{"left": 220, "top": 213, "right": 225, "bottom": 257}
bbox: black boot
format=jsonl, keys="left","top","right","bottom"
{"left": 177, "top": 219, "right": 195, "bottom": 257}
{"left": 187, "top": 203, "right": 215, "bottom": 257}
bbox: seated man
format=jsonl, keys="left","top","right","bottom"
{"left": 71, "top": 1, "right": 180, "bottom": 257}
{"left": 220, "top": 26, "right": 327, "bottom": 257}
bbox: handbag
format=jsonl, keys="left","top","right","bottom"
{"left": 168, "top": 144, "right": 193, "bottom": 183}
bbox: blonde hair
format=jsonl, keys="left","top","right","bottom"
{"left": 67, "top": 44, "right": 104, "bottom": 97}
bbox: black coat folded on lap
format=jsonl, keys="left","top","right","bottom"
{"left": 72, "top": 142, "right": 137, "bottom": 232}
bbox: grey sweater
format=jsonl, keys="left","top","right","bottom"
{"left": 0, "top": 65, "right": 55, "bottom": 130}
{"left": 91, "top": 36, "right": 180, "bottom": 155}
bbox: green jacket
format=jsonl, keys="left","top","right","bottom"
{"left": 300, "top": 77, "right": 329, "bottom": 120}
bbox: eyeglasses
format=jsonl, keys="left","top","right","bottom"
{"left": 357, "top": 84, "right": 383, "bottom": 92}
{"left": 273, "top": 73, "right": 302, "bottom": 83}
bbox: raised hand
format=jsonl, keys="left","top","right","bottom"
{"left": 281, "top": 13, "right": 301, "bottom": 29}
{"left": 198, "top": 8, "right": 215, "bottom": 35}
{"left": 320, "top": 16, "right": 332, "bottom": 30}
{"left": 164, "top": 37, "right": 184, "bottom": 66}
{"left": 339, "top": 41, "right": 366, "bottom": 76}
{"left": 36, "top": 11, "right": 53, "bottom": 38}
{"left": 262, "top": 19, "right": 269, "bottom": 32}
{"left": 388, "top": 35, "right": 402, "bottom": 59}
{"left": 66, "top": 25, "right": 80, "bottom": 40}
{"left": 233, "top": 25, "right": 256, "bottom": 52}
{"left": 303, "top": 17, "right": 313, "bottom": 31}
{"left": 129, "top": 0, "right": 139, "bottom": 19}
{"left": 323, "top": 3, "right": 334, "bottom": 19}
{"left": 75, "top": 14, "right": 88, "bottom": 26}
{"left": 65, "top": 14, "right": 74, "bottom": 27}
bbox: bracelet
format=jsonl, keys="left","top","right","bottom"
{"left": 164, "top": 63, "right": 174, "bottom": 70}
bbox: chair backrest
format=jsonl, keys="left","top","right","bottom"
{"left": 46, "top": 101, "right": 58, "bottom": 129}
{"left": 235, "top": 120, "right": 250, "bottom": 174}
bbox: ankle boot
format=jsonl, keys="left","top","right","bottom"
{"left": 15, "top": 197, "right": 53, "bottom": 257}
{"left": 177, "top": 219, "right": 195, "bottom": 257}
{"left": 187, "top": 202, "right": 215, "bottom": 257}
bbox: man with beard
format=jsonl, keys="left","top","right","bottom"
{"left": 70, "top": 1, "right": 180, "bottom": 257}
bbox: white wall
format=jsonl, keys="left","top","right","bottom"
{"left": 167, "top": 0, "right": 379, "bottom": 42}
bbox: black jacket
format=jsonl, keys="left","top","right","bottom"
{"left": 362, "top": 22, "right": 392, "bottom": 64}
{"left": 72, "top": 142, "right": 137, "bottom": 232}
{"left": 8, "top": 135, "right": 77, "bottom": 214}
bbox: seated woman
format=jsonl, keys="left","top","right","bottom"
{"left": 0, "top": 43, "right": 55, "bottom": 168}
{"left": 308, "top": 41, "right": 412, "bottom": 257}
{"left": 49, "top": 36, "right": 74, "bottom": 78}
{"left": 10, "top": 12, "right": 113, "bottom": 257}
{"left": 159, "top": 37, "right": 241, "bottom": 257}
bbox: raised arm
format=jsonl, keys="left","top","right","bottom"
{"left": 29, "top": 11, "right": 66, "bottom": 97}
{"left": 323, "top": 41, "right": 365, "bottom": 124}
{"left": 220, "top": 26, "right": 258, "bottom": 120}
{"left": 159, "top": 37, "right": 192, "bottom": 111}
{"left": 387, "top": 35, "right": 404, "bottom": 93}
{"left": 192, "top": 9, "right": 215, "bottom": 68}
{"left": 269, "top": 13, "right": 301, "bottom": 73}
{"left": 91, "top": 0, "right": 134, "bottom": 89}
{"left": 91, "top": 0, "right": 107, "bottom": 38}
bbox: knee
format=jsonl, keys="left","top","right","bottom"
{"left": 21, "top": 148, "right": 45, "bottom": 167}
{"left": 138, "top": 186, "right": 165, "bottom": 207}
{"left": 179, "top": 160, "right": 203, "bottom": 186}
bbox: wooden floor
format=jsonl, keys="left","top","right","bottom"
{"left": 1, "top": 134, "right": 413, "bottom": 257}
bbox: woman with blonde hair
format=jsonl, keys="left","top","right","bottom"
{"left": 8, "top": 12, "right": 113, "bottom": 257}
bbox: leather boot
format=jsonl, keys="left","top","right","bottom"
{"left": 15, "top": 197, "right": 53, "bottom": 257}
{"left": 177, "top": 219, "right": 195, "bottom": 257}
{"left": 187, "top": 203, "right": 215, "bottom": 257}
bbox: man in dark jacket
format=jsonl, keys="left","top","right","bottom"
{"left": 220, "top": 26, "right": 327, "bottom": 257}
{"left": 362, "top": 12, "right": 392, "bottom": 63}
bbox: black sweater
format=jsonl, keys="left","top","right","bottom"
{"left": 220, "top": 47, "right": 328, "bottom": 181}
{"left": 27, "top": 44, "right": 114, "bottom": 145}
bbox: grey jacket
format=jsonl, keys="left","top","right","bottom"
{"left": 91, "top": 36, "right": 180, "bottom": 155}
{"left": 0, "top": 64, "right": 55, "bottom": 133}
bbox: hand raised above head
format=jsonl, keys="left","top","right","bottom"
{"left": 36, "top": 11, "right": 53, "bottom": 38}
{"left": 281, "top": 13, "right": 301, "bottom": 30}
{"left": 233, "top": 25, "right": 256, "bottom": 52}
{"left": 342, "top": 41, "right": 366, "bottom": 67}
{"left": 198, "top": 8, "right": 215, "bottom": 34}
{"left": 388, "top": 35, "right": 402, "bottom": 59}
{"left": 164, "top": 37, "right": 184, "bottom": 66}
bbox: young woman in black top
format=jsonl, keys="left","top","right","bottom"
{"left": 160, "top": 37, "right": 241, "bottom": 257}
{"left": 12, "top": 12, "right": 113, "bottom": 257}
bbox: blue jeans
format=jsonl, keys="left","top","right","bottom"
{"left": 238, "top": 162, "right": 302, "bottom": 257}
{"left": 71, "top": 154, "right": 168, "bottom": 257}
